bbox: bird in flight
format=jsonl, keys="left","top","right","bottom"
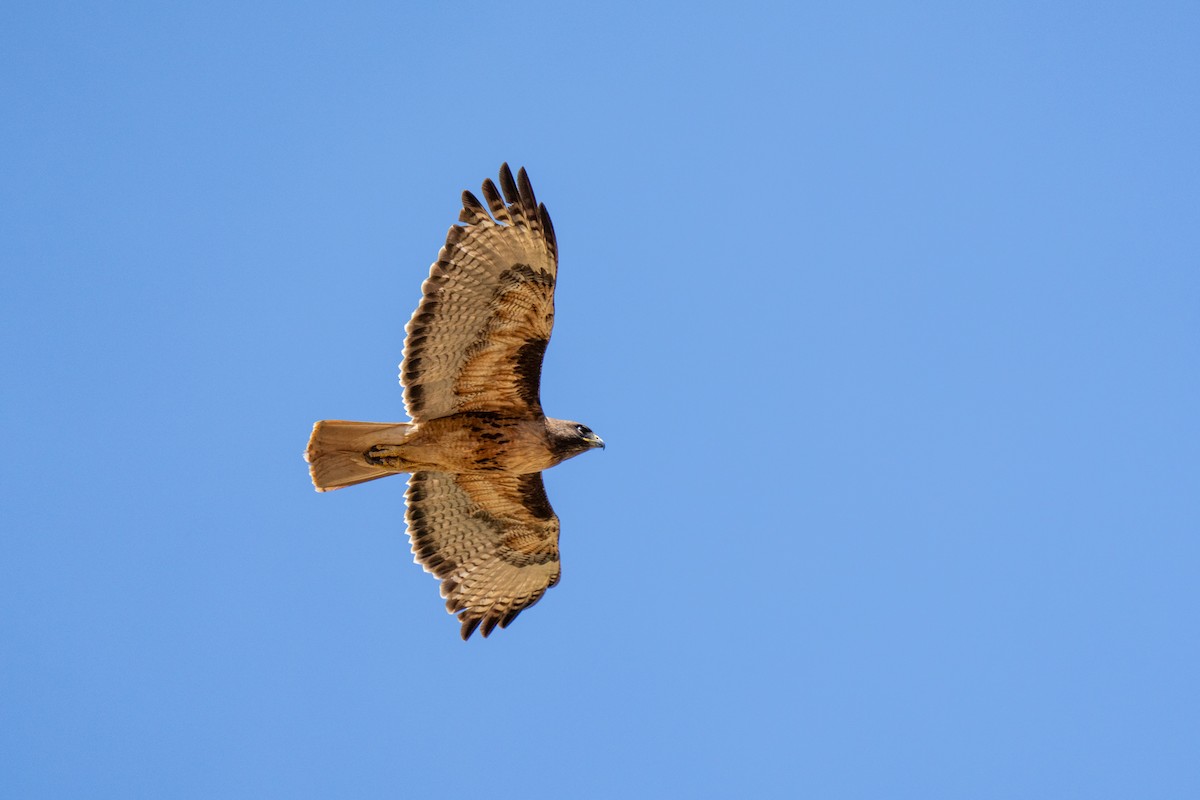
{"left": 306, "top": 164, "right": 604, "bottom": 639}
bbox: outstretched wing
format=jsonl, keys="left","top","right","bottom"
{"left": 406, "top": 470, "right": 561, "bottom": 639}
{"left": 402, "top": 164, "right": 558, "bottom": 421}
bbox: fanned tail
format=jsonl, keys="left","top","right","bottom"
{"left": 305, "top": 420, "right": 414, "bottom": 491}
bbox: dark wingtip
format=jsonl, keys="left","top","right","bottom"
{"left": 460, "top": 616, "right": 480, "bottom": 640}
{"left": 498, "top": 163, "right": 519, "bottom": 204}
{"left": 459, "top": 190, "right": 487, "bottom": 224}
{"left": 539, "top": 203, "right": 556, "bottom": 253}
{"left": 517, "top": 167, "right": 537, "bottom": 211}
{"left": 481, "top": 177, "right": 504, "bottom": 215}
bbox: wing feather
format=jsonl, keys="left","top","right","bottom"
{"left": 406, "top": 471, "right": 561, "bottom": 639}
{"left": 402, "top": 164, "right": 558, "bottom": 421}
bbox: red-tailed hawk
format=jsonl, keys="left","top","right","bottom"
{"left": 306, "top": 164, "right": 604, "bottom": 640}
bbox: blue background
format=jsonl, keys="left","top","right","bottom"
{"left": 3, "top": 2, "right": 1198, "bottom": 797}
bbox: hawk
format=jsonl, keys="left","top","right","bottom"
{"left": 305, "top": 164, "right": 604, "bottom": 640}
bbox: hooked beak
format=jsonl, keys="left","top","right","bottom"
{"left": 584, "top": 433, "right": 606, "bottom": 450}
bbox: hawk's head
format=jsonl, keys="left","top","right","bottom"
{"left": 546, "top": 418, "right": 605, "bottom": 462}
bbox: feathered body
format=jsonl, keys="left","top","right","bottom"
{"left": 308, "top": 415, "right": 595, "bottom": 486}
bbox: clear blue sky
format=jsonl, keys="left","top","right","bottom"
{"left": 3, "top": 2, "right": 1198, "bottom": 797}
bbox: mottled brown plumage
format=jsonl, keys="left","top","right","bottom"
{"left": 305, "top": 164, "right": 603, "bottom": 639}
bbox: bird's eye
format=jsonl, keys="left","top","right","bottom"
{"left": 576, "top": 424, "right": 588, "bottom": 435}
